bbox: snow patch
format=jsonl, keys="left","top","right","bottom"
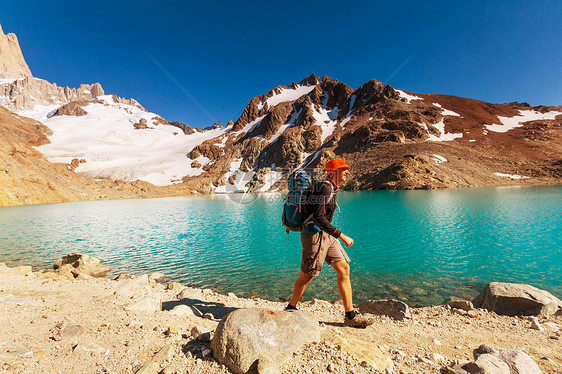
{"left": 494, "top": 173, "right": 530, "bottom": 180}
{"left": 423, "top": 120, "right": 463, "bottom": 142}
{"left": 396, "top": 89, "right": 422, "bottom": 103}
{"left": 33, "top": 100, "right": 228, "bottom": 186}
{"left": 432, "top": 154, "right": 448, "bottom": 164}
{"left": 265, "top": 85, "right": 316, "bottom": 108}
{"left": 433, "top": 103, "right": 460, "bottom": 117}
{"left": 485, "top": 109, "right": 562, "bottom": 133}
{"left": 269, "top": 109, "right": 300, "bottom": 144}
{"left": 236, "top": 115, "right": 266, "bottom": 135}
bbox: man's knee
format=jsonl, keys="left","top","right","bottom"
{"left": 333, "top": 261, "right": 350, "bottom": 279}
{"left": 297, "top": 271, "right": 314, "bottom": 285}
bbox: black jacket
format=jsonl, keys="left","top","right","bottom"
{"left": 304, "top": 180, "right": 341, "bottom": 238}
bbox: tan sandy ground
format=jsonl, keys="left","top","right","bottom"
{"left": 0, "top": 264, "right": 560, "bottom": 374}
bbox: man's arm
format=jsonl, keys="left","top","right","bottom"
{"left": 311, "top": 182, "right": 341, "bottom": 238}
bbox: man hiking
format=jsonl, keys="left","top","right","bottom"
{"left": 286, "top": 158, "right": 373, "bottom": 328}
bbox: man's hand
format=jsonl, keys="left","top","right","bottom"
{"left": 339, "top": 233, "right": 354, "bottom": 248}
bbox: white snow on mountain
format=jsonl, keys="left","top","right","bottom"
{"left": 269, "top": 109, "right": 300, "bottom": 144}
{"left": 494, "top": 173, "right": 530, "bottom": 179}
{"left": 396, "top": 89, "right": 422, "bottom": 103}
{"left": 236, "top": 115, "right": 266, "bottom": 135}
{"left": 31, "top": 96, "right": 227, "bottom": 186}
{"left": 433, "top": 103, "right": 461, "bottom": 117}
{"left": 485, "top": 109, "right": 562, "bottom": 133}
{"left": 423, "top": 120, "right": 464, "bottom": 142}
{"left": 258, "top": 84, "right": 316, "bottom": 109}
{"left": 432, "top": 154, "right": 448, "bottom": 164}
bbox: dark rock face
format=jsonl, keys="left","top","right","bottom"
{"left": 55, "top": 101, "right": 88, "bottom": 116}
{"left": 169, "top": 121, "right": 196, "bottom": 135}
{"left": 133, "top": 118, "right": 148, "bottom": 129}
{"left": 473, "top": 282, "right": 562, "bottom": 316}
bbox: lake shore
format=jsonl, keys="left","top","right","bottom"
{"left": 1, "top": 262, "right": 560, "bottom": 374}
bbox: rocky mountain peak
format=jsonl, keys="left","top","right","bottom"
{"left": 299, "top": 73, "right": 320, "bottom": 86}
{"left": 0, "top": 24, "right": 33, "bottom": 79}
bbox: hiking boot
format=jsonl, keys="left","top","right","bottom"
{"left": 344, "top": 312, "right": 374, "bottom": 328}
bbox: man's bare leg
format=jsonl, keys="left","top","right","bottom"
{"left": 332, "top": 260, "right": 353, "bottom": 312}
{"left": 289, "top": 271, "right": 314, "bottom": 307}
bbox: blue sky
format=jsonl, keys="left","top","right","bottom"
{"left": 3, "top": 0, "right": 561, "bottom": 128}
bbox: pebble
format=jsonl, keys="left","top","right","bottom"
{"left": 327, "top": 363, "right": 335, "bottom": 372}
{"left": 201, "top": 348, "right": 212, "bottom": 358}
{"left": 530, "top": 320, "right": 543, "bottom": 331}
{"left": 432, "top": 339, "right": 441, "bottom": 345}
{"left": 165, "top": 326, "right": 178, "bottom": 336}
{"left": 191, "top": 326, "right": 211, "bottom": 342}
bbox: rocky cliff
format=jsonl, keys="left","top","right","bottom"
{"left": 0, "top": 24, "right": 32, "bottom": 79}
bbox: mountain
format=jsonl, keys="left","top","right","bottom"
{"left": 184, "top": 74, "right": 562, "bottom": 192}
{"left": 0, "top": 24, "right": 560, "bottom": 206}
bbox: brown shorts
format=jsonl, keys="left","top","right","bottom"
{"left": 300, "top": 231, "right": 350, "bottom": 277}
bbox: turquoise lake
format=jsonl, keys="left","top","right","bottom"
{"left": 1, "top": 186, "right": 560, "bottom": 306}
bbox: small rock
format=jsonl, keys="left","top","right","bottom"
{"left": 115, "top": 274, "right": 149, "bottom": 298}
{"left": 327, "top": 363, "right": 335, "bottom": 372}
{"left": 357, "top": 299, "right": 410, "bottom": 320}
{"left": 165, "top": 326, "right": 178, "bottom": 336}
{"left": 446, "top": 300, "right": 474, "bottom": 311}
{"left": 73, "top": 340, "right": 107, "bottom": 355}
{"left": 455, "top": 345, "right": 463, "bottom": 350}
{"left": 168, "top": 304, "right": 194, "bottom": 317}
{"left": 53, "top": 253, "right": 111, "bottom": 278}
{"left": 55, "top": 323, "right": 85, "bottom": 341}
{"left": 191, "top": 326, "right": 211, "bottom": 342}
{"left": 152, "top": 344, "right": 174, "bottom": 362}
{"left": 176, "top": 287, "right": 202, "bottom": 300}
{"left": 124, "top": 293, "right": 161, "bottom": 313}
{"left": 432, "top": 339, "right": 441, "bottom": 345}
{"left": 530, "top": 320, "right": 543, "bottom": 331}
{"left": 149, "top": 272, "right": 166, "bottom": 283}
{"left": 166, "top": 282, "right": 183, "bottom": 291}
{"left": 201, "top": 347, "right": 212, "bottom": 358}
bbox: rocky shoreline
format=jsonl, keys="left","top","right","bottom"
{"left": 0, "top": 257, "right": 561, "bottom": 374}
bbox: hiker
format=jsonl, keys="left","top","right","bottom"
{"left": 286, "top": 158, "right": 373, "bottom": 327}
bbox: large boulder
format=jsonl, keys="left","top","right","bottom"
{"left": 357, "top": 299, "right": 410, "bottom": 320}
{"left": 53, "top": 253, "right": 111, "bottom": 278}
{"left": 473, "top": 282, "right": 562, "bottom": 316}
{"left": 211, "top": 308, "right": 320, "bottom": 374}
{"left": 445, "top": 344, "right": 543, "bottom": 374}
{"left": 474, "top": 345, "right": 543, "bottom": 374}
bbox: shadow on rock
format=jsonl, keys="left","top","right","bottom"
{"left": 162, "top": 298, "right": 238, "bottom": 319}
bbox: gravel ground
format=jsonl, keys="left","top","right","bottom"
{"left": 0, "top": 264, "right": 560, "bottom": 374}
